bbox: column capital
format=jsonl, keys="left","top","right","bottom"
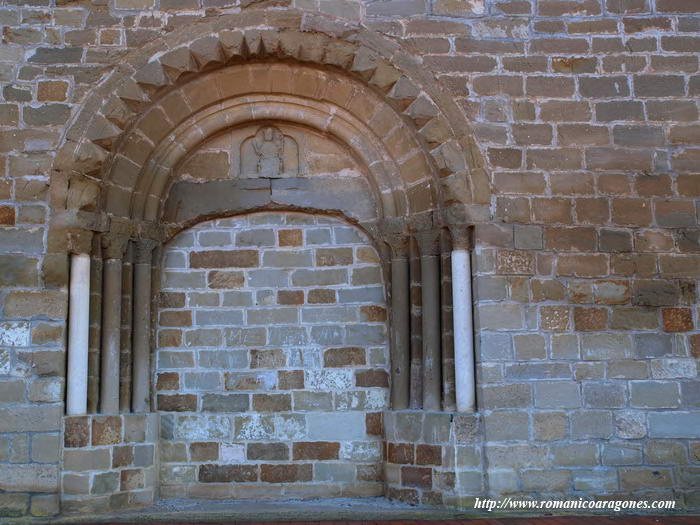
{"left": 101, "top": 233, "right": 130, "bottom": 260}
{"left": 134, "top": 239, "right": 159, "bottom": 264}
{"left": 67, "top": 228, "right": 94, "bottom": 255}
{"left": 447, "top": 225, "right": 472, "bottom": 251}
{"left": 415, "top": 229, "right": 442, "bottom": 257}
{"left": 379, "top": 218, "right": 409, "bottom": 258}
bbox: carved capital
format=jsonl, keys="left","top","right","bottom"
{"left": 67, "top": 228, "right": 94, "bottom": 255}
{"left": 448, "top": 225, "right": 472, "bottom": 251}
{"left": 379, "top": 218, "right": 409, "bottom": 258}
{"left": 415, "top": 229, "right": 442, "bottom": 257}
{"left": 101, "top": 233, "right": 130, "bottom": 260}
{"left": 134, "top": 239, "right": 159, "bottom": 264}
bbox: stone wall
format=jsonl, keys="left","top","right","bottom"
{"left": 61, "top": 414, "right": 158, "bottom": 513}
{"left": 156, "top": 212, "right": 388, "bottom": 499}
{"left": 384, "top": 411, "right": 483, "bottom": 507}
{"left": 0, "top": 0, "right": 699, "bottom": 516}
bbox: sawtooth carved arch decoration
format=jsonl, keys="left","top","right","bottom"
{"left": 51, "top": 8, "right": 492, "bottom": 246}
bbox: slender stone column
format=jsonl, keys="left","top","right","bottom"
{"left": 440, "top": 230, "right": 456, "bottom": 412}
{"left": 149, "top": 245, "right": 163, "bottom": 412}
{"left": 382, "top": 229, "right": 411, "bottom": 410}
{"left": 450, "top": 227, "right": 475, "bottom": 412}
{"left": 88, "top": 235, "right": 103, "bottom": 413}
{"left": 120, "top": 243, "right": 134, "bottom": 413}
{"left": 417, "top": 229, "right": 442, "bottom": 411}
{"left": 66, "top": 231, "right": 93, "bottom": 415}
{"left": 100, "top": 234, "right": 128, "bottom": 414}
{"left": 408, "top": 237, "right": 423, "bottom": 409}
{"left": 132, "top": 240, "right": 157, "bottom": 413}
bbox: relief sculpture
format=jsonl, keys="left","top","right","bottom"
{"left": 240, "top": 125, "right": 299, "bottom": 178}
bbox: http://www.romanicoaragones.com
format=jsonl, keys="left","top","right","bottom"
{"left": 474, "top": 497, "right": 677, "bottom": 513}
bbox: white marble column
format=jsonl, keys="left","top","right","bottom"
{"left": 450, "top": 228, "right": 475, "bottom": 412}
{"left": 66, "top": 252, "right": 91, "bottom": 415}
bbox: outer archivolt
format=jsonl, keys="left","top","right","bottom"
{"left": 111, "top": 65, "right": 439, "bottom": 224}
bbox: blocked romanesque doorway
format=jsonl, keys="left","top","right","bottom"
{"left": 55, "top": 38, "right": 487, "bottom": 510}
{"left": 156, "top": 212, "right": 389, "bottom": 499}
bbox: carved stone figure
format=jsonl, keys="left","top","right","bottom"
{"left": 240, "top": 125, "right": 299, "bottom": 178}
{"left": 253, "top": 126, "right": 285, "bottom": 177}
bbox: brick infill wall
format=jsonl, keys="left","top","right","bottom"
{"left": 156, "top": 212, "right": 389, "bottom": 499}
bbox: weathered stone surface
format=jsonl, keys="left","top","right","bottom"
{"left": 0, "top": 465, "right": 58, "bottom": 492}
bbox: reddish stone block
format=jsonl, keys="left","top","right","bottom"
{"left": 156, "top": 372, "right": 179, "bottom": 391}
{"left": 278, "top": 370, "right": 304, "bottom": 390}
{"left": 158, "top": 329, "right": 182, "bottom": 348}
{"left": 92, "top": 416, "right": 122, "bottom": 446}
{"left": 278, "top": 229, "right": 302, "bottom": 247}
{"left": 402, "top": 466, "right": 433, "bottom": 489}
{"left": 277, "top": 290, "right": 303, "bottom": 305}
{"left": 545, "top": 227, "right": 597, "bottom": 252}
{"left": 388, "top": 443, "right": 415, "bottom": 464}
{"left": 488, "top": 148, "right": 522, "bottom": 169}
{"left": 37, "top": 80, "right": 68, "bottom": 101}
{"left": 160, "top": 292, "right": 186, "bottom": 308}
{"left": 112, "top": 445, "right": 134, "bottom": 468}
{"left": 360, "top": 305, "right": 387, "bottom": 322}
{"left": 355, "top": 369, "right": 389, "bottom": 387}
{"left": 611, "top": 198, "right": 652, "bottom": 227}
{"left": 190, "top": 250, "right": 258, "bottom": 268}
{"left": 120, "top": 469, "right": 144, "bottom": 491}
{"left": 252, "top": 393, "right": 291, "bottom": 412}
{"left": 64, "top": 416, "right": 89, "bottom": 448}
{"left": 0, "top": 206, "right": 16, "bottom": 225}
{"left": 533, "top": 199, "right": 573, "bottom": 224}
{"left": 416, "top": 444, "right": 442, "bottom": 466}
{"left": 190, "top": 442, "right": 219, "bottom": 461}
{"left": 662, "top": 308, "right": 694, "bottom": 332}
{"left": 324, "top": 347, "right": 366, "bottom": 367}
{"left": 574, "top": 307, "right": 609, "bottom": 331}
{"left": 293, "top": 442, "right": 340, "bottom": 460}
{"left": 159, "top": 310, "right": 192, "bottom": 327}
{"left": 199, "top": 464, "right": 258, "bottom": 483}
{"left": 260, "top": 464, "right": 312, "bottom": 483}
{"left": 690, "top": 334, "right": 700, "bottom": 359}
{"left": 366, "top": 412, "right": 384, "bottom": 437}
{"left": 308, "top": 288, "right": 336, "bottom": 303}
{"left": 157, "top": 394, "right": 197, "bottom": 412}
